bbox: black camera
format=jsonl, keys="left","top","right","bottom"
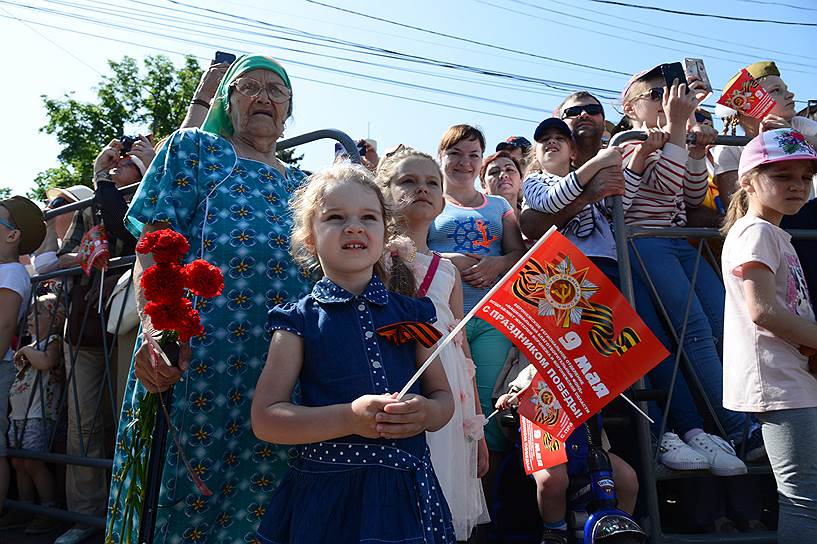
{"left": 120, "top": 135, "right": 137, "bottom": 157}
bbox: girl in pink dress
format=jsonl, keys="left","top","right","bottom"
{"left": 377, "top": 146, "right": 490, "bottom": 541}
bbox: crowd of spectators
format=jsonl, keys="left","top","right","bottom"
{"left": 0, "top": 52, "right": 814, "bottom": 544}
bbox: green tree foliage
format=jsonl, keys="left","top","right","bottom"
{"left": 33, "top": 55, "right": 202, "bottom": 201}
{"left": 276, "top": 147, "right": 304, "bottom": 168}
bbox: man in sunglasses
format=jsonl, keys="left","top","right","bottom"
{"left": 519, "top": 91, "right": 625, "bottom": 241}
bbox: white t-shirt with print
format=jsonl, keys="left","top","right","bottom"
{"left": 722, "top": 215, "right": 817, "bottom": 412}
{"left": 0, "top": 262, "right": 30, "bottom": 362}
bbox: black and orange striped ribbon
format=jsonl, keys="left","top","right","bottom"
{"left": 376, "top": 321, "right": 443, "bottom": 348}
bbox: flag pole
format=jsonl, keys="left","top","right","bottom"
{"left": 483, "top": 387, "right": 653, "bottom": 424}
{"left": 396, "top": 226, "right": 558, "bottom": 400}
{"left": 483, "top": 383, "right": 530, "bottom": 422}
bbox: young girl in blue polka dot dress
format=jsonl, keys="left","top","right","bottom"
{"left": 251, "top": 163, "right": 456, "bottom": 544}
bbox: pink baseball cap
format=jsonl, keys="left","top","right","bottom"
{"left": 738, "top": 129, "right": 817, "bottom": 178}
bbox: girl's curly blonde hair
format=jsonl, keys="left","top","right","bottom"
{"left": 289, "top": 162, "right": 395, "bottom": 283}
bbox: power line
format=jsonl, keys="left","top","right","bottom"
{"left": 734, "top": 0, "right": 817, "bottom": 11}
{"left": 135, "top": 0, "right": 627, "bottom": 95}
{"left": 4, "top": 0, "right": 806, "bottom": 123}
{"left": 487, "top": 0, "right": 816, "bottom": 74}
{"left": 534, "top": 0, "right": 817, "bottom": 65}
{"left": 586, "top": 0, "right": 817, "bottom": 26}
{"left": 42, "top": 0, "right": 631, "bottom": 99}
{"left": 26, "top": 0, "right": 605, "bottom": 96}
{"left": 0, "top": 4, "right": 101, "bottom": 74}
{"left": 32, "top": 0, "right": 624, "bottom": 102}
{"left": 0, "top": 10, "right": 544, "bottom": 124}
{"left": 0, "top": 0, "right": 733, "bottom": 116}
{"left": 302, "top": 0, "right": 631, "bottom": 76}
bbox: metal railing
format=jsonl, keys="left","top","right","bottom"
{"left": 608, "top": 131, "right": 816, "bottom": 543}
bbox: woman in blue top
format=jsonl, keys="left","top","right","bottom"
{"left": 106, "top": 55, "right": 313, "bottom": 543}
{"left": 427, "top": 125, "right": 524, "bottom": 458}
{"left": 252, "top": 163, "right": 455, "bottom": 543}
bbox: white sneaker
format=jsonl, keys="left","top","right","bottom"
{"left": 54, "top": 525, "right": 97, "bottom": 544}
{"left": 686, "top": 433, "right": 748, "bottom": 477}
{"left": 658, "top": 432, "right": 710, "bottom": 470}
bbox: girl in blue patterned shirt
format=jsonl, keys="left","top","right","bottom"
{"left": 251, "top": 163, "right": 456, "bottom": 544}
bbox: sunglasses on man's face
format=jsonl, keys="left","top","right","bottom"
{"left": 694, "top": 111, "right": 711, "bottom": 123}
{"left": 561, "top": 103, "right": 604, "bottom": 119}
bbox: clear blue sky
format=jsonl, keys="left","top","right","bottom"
{"left": 1, "top": 0, "right": 816, "bottom": 197}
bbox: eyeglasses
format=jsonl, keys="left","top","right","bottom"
{"left": 633, "top": 87, "right": 664, "bottom": 102}
{"left": 230, "top": 77, "right": 292, "bottom": 103}
{"left": 47, "top": 196, "right": 68, "bottom": 209}
{"left": 694, "top": 111, "right": 711, "bottom": 123}
{"left": 561, "top": 104, "right": 604, "bottom": 119}
{"left": 0, "top": 216, "right": 16, "bottom": 231}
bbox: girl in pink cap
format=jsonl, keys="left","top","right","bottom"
{"left": 720, "top": 128, "right": 817, "bottom": 544}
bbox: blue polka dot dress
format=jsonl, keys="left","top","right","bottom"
{"left": 106, "top": 129, "right": 312, "bottom": 544}
{"left": 256, "top": 276, "right": 456, "bottom": 544}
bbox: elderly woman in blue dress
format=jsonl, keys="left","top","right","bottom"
{"left": 106, "top": 55, "right": 312, "bottom": 544}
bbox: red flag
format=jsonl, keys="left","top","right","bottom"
{"left": 477, "top": 231, "right": 668, "bottom": 442}
{"left": 519, "top": 415, "right": 567, "bottom": 475}
{"left": 517, "top": 371, "right": 573, "bottom": 444}
{"left": 717, "top": 69, "right": 776, "bottom": 119}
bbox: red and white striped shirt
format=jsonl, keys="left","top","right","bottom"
{"left": 620, "top": 142, "right": 708, "bottom": 228}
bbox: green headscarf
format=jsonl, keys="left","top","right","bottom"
{"left": 201, "top": 54, "right": 292, "bottom": 139}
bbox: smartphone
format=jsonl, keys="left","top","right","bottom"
{"left": 213, "top": 51, "right": 236, "bottom": 65}
{"left": 684, "top": 58, "right": 712, "bottom": 93}
{"left": 660, "top": 62, "right": 689, "bottom": 92}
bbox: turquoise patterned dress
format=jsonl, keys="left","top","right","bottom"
{"left": 106, "top": 128, "right": 312, "bottom": 544}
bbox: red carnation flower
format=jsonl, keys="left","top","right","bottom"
{"left": 144, "top": 298, "right": 192, "bottom": 332}
{"left": 183, "top": 259, "right": 224, "bottom": 299}
{"left": 141, "top": 263, "right": 186, "bottom": 305}
{"left": 176, "top": 309, "right": 204, "bottom": 343}
{"left": 137, "top": 229, "right": 190, "bottom": 264}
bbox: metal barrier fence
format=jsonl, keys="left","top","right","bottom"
{"left": 4, "top": 129, "right": 360, "bottom": 531}
{"left": 609, "top": 130, "right": 817, "bottom": 543}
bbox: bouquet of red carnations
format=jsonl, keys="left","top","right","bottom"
{"left": 107, "top": 229, "right": 223, "bottom": 544}
{"left": 137, "top": 228, "right": 223, "bottom": 343}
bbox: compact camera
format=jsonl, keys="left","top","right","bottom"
{"left": 119, "top": 135, "right": 137, "bottom": 157}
